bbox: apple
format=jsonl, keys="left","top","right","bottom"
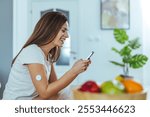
{"left": 101, "top": 80, "right": 125, "bottom": 94}
{"left": 79, "top": 80, "right": 100, "bottom": 93}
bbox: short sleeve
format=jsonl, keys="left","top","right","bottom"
{"left": 19, "top": 45, "right": 45, "bottom": 65}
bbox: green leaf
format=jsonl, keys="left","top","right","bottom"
{"left": 111, "top": 29, "right": 148, "bottom": 71}
{"left": 122, "top": 55, "right": 132, "bottom": 63}
{"left": 120, "top": 46, "right": 131, "bottom": 56}
{"left": 114, "top": 29, "right": 128, "bottom": 44}
{"left": 110, "top": 61, "right": 124, "bottom": 67}
{"left": 128, "top": 38, "right": 141, "bottom": 49}
{"left": 129, "top": 54, "right": 148, "bottom": 68}
{"left": 112, "top": 47, "right": 120, "bottom": 54}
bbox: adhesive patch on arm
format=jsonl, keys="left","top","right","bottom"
{"left": 36, "top": 75, "right": 42, "bottom": 81}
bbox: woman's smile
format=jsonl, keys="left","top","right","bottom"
{"left": 60, "top": 38, "right": 66, "bottom": 45}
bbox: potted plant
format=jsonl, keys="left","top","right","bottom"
{"left": 110, "top": 29, "right": 148, "bottom": 78}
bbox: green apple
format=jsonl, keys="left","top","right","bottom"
{"left": 101, "top": 80, "right": 125, "bottom": 94}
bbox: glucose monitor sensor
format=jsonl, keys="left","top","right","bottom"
{"left": 36, "top": 75, "right": 42, "bottom": 81}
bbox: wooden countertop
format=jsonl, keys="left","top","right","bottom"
{"left": 53, "top": 86, "right": 150, "bottom": 100}
{"left": 34, "top": 85, "right": 150, "bottom": 100}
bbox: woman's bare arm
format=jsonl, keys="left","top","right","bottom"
{"left": 49, "top": 64, "right": 57, "bottom": 83}
{"left": 27, "top": 59, "right": 90, "bottom": 99}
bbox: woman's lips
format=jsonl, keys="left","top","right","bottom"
{"left": 60, "top": 39, "right": 65, "bottom": 44}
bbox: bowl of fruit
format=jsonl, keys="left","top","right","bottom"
{"left": 72, "top": 75, "right": 147, "bottom": 100}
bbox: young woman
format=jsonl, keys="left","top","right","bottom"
{"left": 2, "top": 12, "right": 91, "bottom": 100}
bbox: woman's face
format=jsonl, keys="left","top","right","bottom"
{"left": 53, "top": 22, "right": 69, "bottom": 47}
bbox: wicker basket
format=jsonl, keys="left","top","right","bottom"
{"left": 72, "top": 87, "right": 147, "bottom": 100}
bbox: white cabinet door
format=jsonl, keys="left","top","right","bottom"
{"left": 31, "top": 0, "right": 79, "bottom": 84}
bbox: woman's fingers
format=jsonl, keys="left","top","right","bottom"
{"left": 81, "top": 60, "right": 91, "bottom": 71}
{"left": 72, "top": 59, "right": 91, "bottom": 74}
{"left": 83, "top": 60, "right": 91, "bottom": 67}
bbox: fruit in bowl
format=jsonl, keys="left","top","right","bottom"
{"left": 72, "top": 78, "right": 147, "bottom": 100}
{"left": 122, "top": 79, "right": 143, "bottom": 94}
{"left": 115, "top": 75, "right": 144, "bottom": 94}
{"left": 79, "top": 81, "right": 100, "bottom": 93}
{"left": 101, "top": 80, "right": 125, "bottom": 94}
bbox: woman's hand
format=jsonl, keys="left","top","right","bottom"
{"left": 71, "top": 59, "right": 91, "bottom": 75}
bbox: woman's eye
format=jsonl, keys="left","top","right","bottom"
{"left": 62, "top": 30, "right": 65, "bottom": 33}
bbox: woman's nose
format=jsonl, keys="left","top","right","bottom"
{"left": 65, "top": 32, "right": 69, "bottom": 38}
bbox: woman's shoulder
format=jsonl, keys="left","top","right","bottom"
{"left": 17, "top": 44, "right": 45, "bottom": 64}
{"left": 22, "top": 44, "right": 41, "bottom": 54}
{"left": 20, "top": 44, "right": 44, "bottom": 58}
{"left": 24, "top": 44, "right": 39, "bottom": 51}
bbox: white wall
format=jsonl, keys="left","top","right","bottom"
{"left": 13, "top": 0, "right": 148, "bottom": 86}
{"left": 13, "top": 0, "right": 28, "bottom": 57}
{"left": 141, "top": 0, "right": 150, "bottom": 86}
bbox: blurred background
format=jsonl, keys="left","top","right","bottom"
{"left": 0, "top": 0, "right": 150, "bottom": 99}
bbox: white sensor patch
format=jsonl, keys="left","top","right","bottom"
{"left": 36, "top": 75, "right": 42, "bottom": 81}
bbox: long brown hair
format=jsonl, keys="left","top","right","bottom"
{"left": 12, "top": 12, "right": 67, "bottom": 65}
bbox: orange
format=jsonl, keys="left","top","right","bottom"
{"left": 122, "top": 79, "right": 143, "bottom": 94}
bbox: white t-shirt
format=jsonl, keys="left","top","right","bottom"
{"left": 2, "top": 44, "right": 51, "bottom": 100}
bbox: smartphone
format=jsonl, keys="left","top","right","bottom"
{"left": 86, "top": 51, "right": 94, "bottom": 60}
